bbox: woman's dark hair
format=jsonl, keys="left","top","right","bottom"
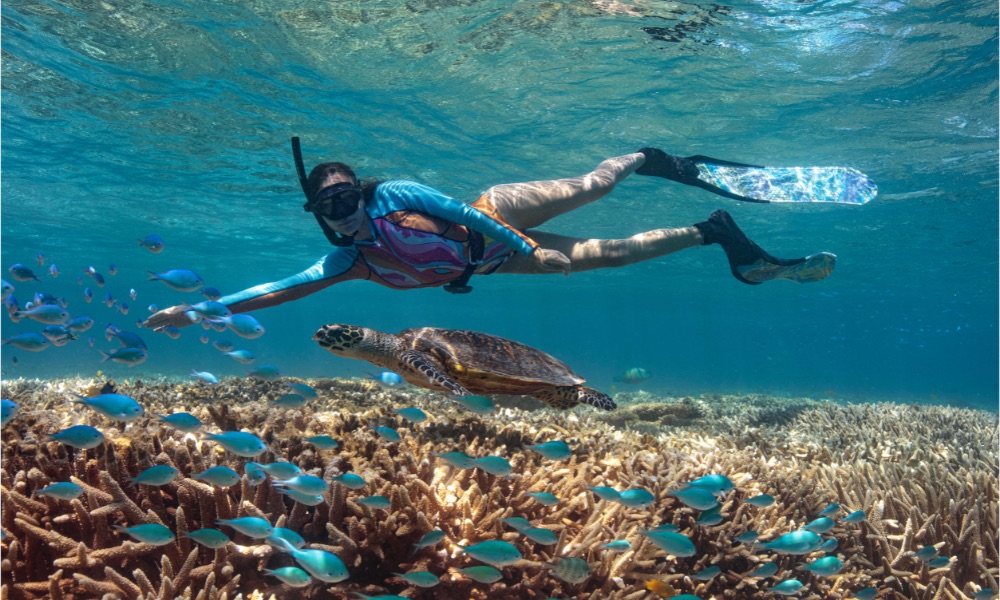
{"left": 307, "top": 162, "right": 381, "bottom": 202}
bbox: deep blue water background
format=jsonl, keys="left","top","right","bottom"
{"left": 2, "top": 0, "right": 996, "bottom": 409}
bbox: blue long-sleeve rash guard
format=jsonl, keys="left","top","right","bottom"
{"left": 220, "top": 181, "right": 537, "bottom": 313}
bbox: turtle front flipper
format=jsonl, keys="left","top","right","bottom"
{"left": 398, "top": 350, "right": 472, "bottom": 396}
{"left": 533, "top": 386, "right": 616, "bottom": 411}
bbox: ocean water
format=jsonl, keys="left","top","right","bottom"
{"left": 1, "top": 0, "right": 996, "bottom": 409}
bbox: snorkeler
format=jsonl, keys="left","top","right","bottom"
{"left": 145, "top": 142, "right": 857, "bottom": 330}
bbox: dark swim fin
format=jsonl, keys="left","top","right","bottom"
{"left": 636, "top": 148, "right": 877, "bottom": 205}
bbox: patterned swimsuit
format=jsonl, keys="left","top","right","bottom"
{"left": 222, "top": 181, "right": 537, "bottom": 312}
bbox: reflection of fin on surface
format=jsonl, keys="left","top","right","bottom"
{"left": 737, "top": 253, "right": 837, "bottom": 284}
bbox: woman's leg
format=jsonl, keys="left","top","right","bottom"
{"left": 496, "top": 226, "right": 704, "bottom": 274}
{"left": 486, "top": 153, "right": 645, "bottom": 230}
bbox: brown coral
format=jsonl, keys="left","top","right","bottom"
{"left": 0, "top": 377, "right": 996, "bottom": 600}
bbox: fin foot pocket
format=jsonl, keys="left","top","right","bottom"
{"left": 737, "top": 252, "right": 836, "bottom": 284}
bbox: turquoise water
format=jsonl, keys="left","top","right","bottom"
{"left": 2, "top": 0, "right": 996, "bottom": 408}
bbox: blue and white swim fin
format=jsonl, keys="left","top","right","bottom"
{"left": 637, "top": 149, "right": 877, "bottom": 205}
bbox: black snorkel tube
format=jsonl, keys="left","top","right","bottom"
{"left": 292, "top": 136, "right": 354, "bottom": 247}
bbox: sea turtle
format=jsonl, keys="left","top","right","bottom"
{"left": 313, "top": 324, "right": 616, "bottom": 411}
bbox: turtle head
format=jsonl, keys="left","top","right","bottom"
{"left": 313, "top": 324, "right": 368, "bottom": 356}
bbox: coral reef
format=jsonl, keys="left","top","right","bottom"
{"left": 1, "top": 377, "right": 997, "bottom": 599}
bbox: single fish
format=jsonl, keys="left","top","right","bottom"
{"left": 273, "top": 474, "right": 329, "bottom": 495}
{"left": 1, "top": 399, "right": 19, "bottom": 427}
{"left": 374, "top": 425, "right": 401, "bottom": 442}
{"left": 803, "top": 517, "right": 836, "bottom": 534}
{"left": 640, "top": 528, "right": 697, "bottom": 557}
{"left": 35, "top": 252, "right": 45, "bottom": 266}
{"left": 331, "top": 473, "right": 366, "bottom": 489}
{"left": 746, "top": 494, "right": 775, "bottom": 507}
{"left": 693, "top": 565, "right": 722, "bottom": 580}
{"left": 35, "top": 481, "right": 85, "bottom": 500}
{"left": 668, "top": 486, "right": 719, "bottom": 511}
{"left": 202, "top": 431, "right": 267, "bottom": 457}
{"left": 527, "top": 440, "right": 571, "bottom": 460}
{"left": 819, "top": 538, "right": 839, "bottom": 553}
{"left": 749, "top": 562, "right": 780, "bottom": 578}
{"left": 645, "top": 580, "right": 683, "bottom": 598}
{"left": 263, "top": 566, "right": 312, "bottom": 587}
{"left": 48, "top": 264, "right": 60, "bottom": 278}
{"left": 357, "top": 495, "right": 392, "bottom": 510}
{"left": 393, "top": 571, "right": 440, "bottom": 587}
{"left": 117, "top": 301, "right": 129, "bottom": 315}
{"left": 588, "top": 486, "right": 621, "bottom": 501}
{"left": 194, "top": 466, "right": 241, "bottom": 487}
{"left": 527, "top": 492, "right": 559, "bottom": 506}
{"left": 147, "top": 269, "right": 204, "bottom": 292}
{"left": 756, "top": 530, "right": 824, "bottom": 555}
{"left": 456, "top": 565, "right": 503, "bottom": 583}
{"left": 157, "top": 412, "right": 203, "bottom": 433}
{"left": 696, "top": 506, "right": 724, "bottom": 526}
{"left": 818, "top": 502, "right": 841, "bottom": 517}
{"left": 286, "top": 382, "right": 317, "bottom": 397}
{"left": 83, "top": 288, "right": 93, "bottom": 303}
{"left": 195, "top": 364, "right": 227, "bottom": 382}
{"left": 433, "top": 451, "right": 477, "bottom": 469}
{"left": 266, "top": 527, "right": 306, "bottom": 551}
{"left": 224, "top": 349, "right": 256, "bottom": 364}
{"left": 71, "top": 393, "right": 144, "bottom": 422}
{"left": 200, "top": 286, "right": 222, "bottom": 300}
{"left": 8, "top": 264, "right": 40, "bottom": 282}
{"left": 183, "top": 528, "right": 231, "bottom": 549}
{"left": 108, "top": 263, "right": 117, "bottom": 276}
{"left": 198, "top": 333, "right": 210, "bottom": 344}
{"left": 248, "top": 365, "right": 281, "bottom": 380}
{"left": 186, "top": 300, "right": 231, "bottom": 319}
{"left": 473, "top": 456, "right": 512, "bottom": 476}
{"left": 65, "top": 316, "right": 95, "bottom": 332}
{"left": 547, "top": 556, "right": 591, "bottom": 584}
{"left": 161, "top": 326, "right": 182, "bottom": 339}
{"left": 93, "top": 273, "right": 105, "bottom": 287}
{"left": 99, "top": 346, "right": 148, "bottom": 366}
{"left": 218, "top": 313, "right": 265, "bottom": 339}
{"left": 271, "top": 536, "right": 350, "bottom": 582}
{"left": 114, "top": 523, "right": 175, "bottom": 546}
{"left": 137, "top": 234, "right": 165, "bottom": 253}
{"left": 271, "top": 393, "right": 306, "bottom": 408}
{"left": 1, "top": 279, "right": 13, "bottom": 299}
{"left": 212, "top": 339, "right": 235, "bottom": 352}
{"left": 613, "top": 367, "right": 651, "bottom": 384}
{"left": 600, "top": 539, "right": 632, "bottom": 552}
{"left": 972, "top": 590, "right": 996, "bottom": 600}
{"left": 854, "top": 588, "right": 877, "bottom": 600}
{"left": 258, "top": 461, "right": 303, "bottom": 479}
{"left": 413, "top": 529, "right": 447, "bottom": 550}
{"left": 456, "top": 394, "right": 494, "bottom": 414}
{"left": 128, "top": 465, "right": 179, "bottom": 487}
{"left": 216, "top": 516, "right": 274, "bottom": 538}
{"left": 914, "top": 545, "right": 939, "bottom": 561}
{"left": 13, "top": 304, "right": 70, "bottom": 325}
{"left": 736, "top": 531, "right": 760, "bottom": 544}
{"left": 648, "top": 523, "right": 679, "bottom": 532}
{"left": 48, "top": 425, "right": 104, "bottom": 449}
{"left": 458, "top": 540, "right": 522, "bottom": 567}
{"left": 800, "top": 556, "right": 844, "bottom": 577}
{"left": 618, "top": 488, "right": 656, "bottom": 508}
{"left": 840, "top": 510, "right": 866, "bottom": 524}
{"left": 367, "top": 371, "right": 405, "bottom": 386}
{"left": 42, "top": 325, "right": 76, "bottom": 346}
{"left": 305, "top": 435, "right": 338, "bottom": 450}
{"left": 771, "top": 579, "right": 805, "bottom": 596}
{"left": 684, "top": 473, "right": 734, "bottom": 496}
{"left": 129, "top": 288, "right": 137, "bottom": 300}
{"left": 520, "top": 527, "right": 559, "bottom": 545}
{"left": 245, "top": 462, "right": 267, "bottom": 486}
{"left": 392, "top": 407, "right": 427, "bottom": 422}
{"left": 501, "top": 517, "right": 534, "bottom": 532}
{"left": 926, "top": 556, "right": 952, "bottom": 568}
{"left": 103, "top": 293, "right": 116, "bottom": 308}
{"left": 277, "top": 488, "right": 325, "bottom": 506}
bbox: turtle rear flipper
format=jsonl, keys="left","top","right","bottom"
{"left": 398, "top": 350, "right": 472, "bottom": 396}
{"left": 534, "top": 386, "right": 616, "bottom": 411}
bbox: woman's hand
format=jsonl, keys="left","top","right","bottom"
{"left": 530, "top": 247, "right": 571, "bottom": 276}
{"left": 143, "top": 305, "right": 196, "bottom": 331}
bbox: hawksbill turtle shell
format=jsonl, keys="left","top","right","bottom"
{"left": 313, "top": 324, "right": 616, "bottom": 411}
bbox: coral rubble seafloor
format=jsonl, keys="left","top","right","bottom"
{"left": 0, "top": 377, "right": 996, "bottom": 600}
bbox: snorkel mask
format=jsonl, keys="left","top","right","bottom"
{"left": 292, "top": 136, "right": 356, "bottom": 247}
